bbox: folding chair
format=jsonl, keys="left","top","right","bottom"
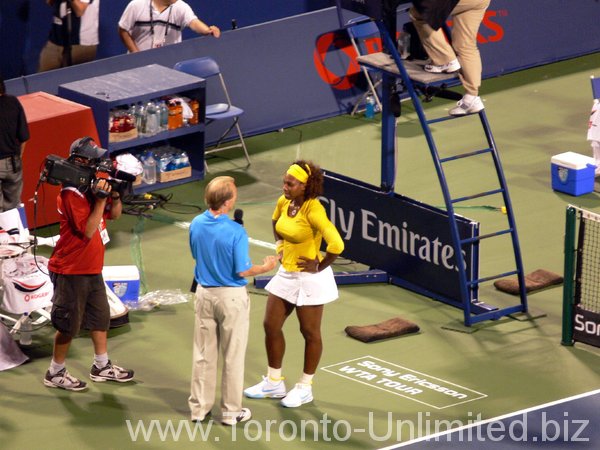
{"left": 347, "top": 16, "right": 383, "bottom": 115}
{"left": 173, "top": 57, "right": 250, "bottom": 171}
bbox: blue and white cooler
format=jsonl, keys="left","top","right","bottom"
{"left": 551, "top": 152, "right": 596, "bottom": 196}
{"left": 102, "top": 265, "right": 140, "bottom": 308}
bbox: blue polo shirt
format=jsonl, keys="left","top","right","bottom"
{"left": 189, "top": 210, "right": 252, "bottom": 287}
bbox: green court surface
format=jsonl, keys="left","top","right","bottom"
{"left": 2, "top": 53, "right": 600, "bottom": 449}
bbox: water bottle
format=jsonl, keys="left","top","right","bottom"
{"left": 135, "top": 102, "right": 146, "bottom": 136}
{"left": 145, "top": 101, "right": 160, "bottom": 136}
{"left": 142, "top": 151, "right": 157, "bottom": 185}
{"left": 159, "top": 101, "right": 169, "bottom": 131}
{"left": 365, "top": 95, "right": 375, "bottom": 119}
{"left": 19, "top": 314, "right": 32, "bottom": 346}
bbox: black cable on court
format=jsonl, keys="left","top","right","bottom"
{"left": 121, "top": 192, "right": 202, "bottom": 218}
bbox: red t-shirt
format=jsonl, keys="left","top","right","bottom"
{"left": 48, "top": 187, "right": 112, "bottom": 275}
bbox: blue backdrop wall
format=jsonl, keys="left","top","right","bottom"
{"left": 0, "top": 0, "right": 331, "bottom": 78}
{"left": 4, "top": 1, "right": 600, "bottom": 147}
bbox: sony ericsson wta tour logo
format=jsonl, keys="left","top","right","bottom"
{"left": 313, "top": 9, "right": 507, "bottom": 89}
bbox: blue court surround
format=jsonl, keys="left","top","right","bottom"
{"left": 386, "top": 389, "right": 600, "bottom": 449}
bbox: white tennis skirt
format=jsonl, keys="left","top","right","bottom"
{"left": 265, "top": 265, "right": 339, "bottom": 306}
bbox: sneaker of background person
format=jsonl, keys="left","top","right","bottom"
{"left": 43, "top": 368, "right": 87, "bottom": 391}
{"left": 449, "top": 95, "right": 485, "bottom": 116}
{"left": 280, "top": 383, "right": 313, "bottom": 408}
{"left": 221, "top": 408, "right": 251, "bottom": 426}
{"left": 424, "top": 58, "right": 461, "bottom": 74}
{"left": 90, "top": 360, "right": 134, "bottom": 382}
{"left": 244, "top": 376, "right": 287, "bottom": 399}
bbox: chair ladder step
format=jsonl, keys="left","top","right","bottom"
{"left": 468, "top": 270, "right": 520, "bottom": 287}
{"left": 427, "top": 115, "right": 464, "bottom": 125}
{"left": 440, "top": 147, "right": 492, "bottom": 163}
{"left": 460, "top": 228, "right": 513, "bottom": 245}
{"left": 451, "top": 188, "right": 505, "bottom": 204}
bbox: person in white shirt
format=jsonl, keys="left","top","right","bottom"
{"left": 118, "top": 0, "right": 220, "bottom": 52}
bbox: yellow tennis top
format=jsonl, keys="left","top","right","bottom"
{"left": 273, "top": 195, "right": 345, "bottom": 272}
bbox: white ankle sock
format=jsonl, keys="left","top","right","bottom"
{"left": 94, "top": 353, "right": 109, "bottom": 369}
{"left": 267, "top": 367, "right": 282, "bottom": 382}
{"left": 463, "top": 94, "right": 478, "bottom": 103}
{"left": 49, "top": 359, "right": 65, "bottom": 375}
{"left": 299, "top": 373, "right": 314, "bottom": 386}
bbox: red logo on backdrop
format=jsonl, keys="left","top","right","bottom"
{"left": 314, "top": 10, "right": 506, "bottom": 89}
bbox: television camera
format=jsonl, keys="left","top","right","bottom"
{"left": 40, "top": 154, "right": 136, "bottom": 199}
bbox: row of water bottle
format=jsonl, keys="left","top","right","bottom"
{"left": 129, "top": 100, "right": 170, "bottom": 137}
{"left": 140, "top": 146, "right": 190, "bottom": 185}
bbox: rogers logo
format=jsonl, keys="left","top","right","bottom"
{"left": 24, "top": 291, "right": 50, "bottom": 302}
{"left": 313, "top": 9, "right": 507, "bottom": 89}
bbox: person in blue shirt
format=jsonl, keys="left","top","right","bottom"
{"left": 188, "top": 176, "right": 278, "bottom": 426}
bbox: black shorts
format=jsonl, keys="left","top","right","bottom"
{"left": 50, "top": 272, "right": 110, "bottom": 337}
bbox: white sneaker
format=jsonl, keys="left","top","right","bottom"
{"left": 244, "top": 376, "right": 287, "bottom": 399}
{"left": 222, "top": 408, "right": 251, "bottom": 426}
{"left": 449, "top": 96, "right": 485, "bottom": 116}
{"left": 280, "top": 383, "right": 313, "bottom": 408}
{"left": 424, "top": 59, "right": 461, "bottom": 74}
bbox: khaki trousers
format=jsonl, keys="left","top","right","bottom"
{"left": 38, "top": 41, "right": 97, "bottom": 72}
{"left": 410, "top": 0, "right": 490, "bottom": 95}
{"left": 188, "top": 286, "right": 250, "bottom": 420}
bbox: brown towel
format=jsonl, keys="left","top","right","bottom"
{"left": 345, "top": 317, "right": 420, "bottom": 343}
{"left": 493, "top": 269, "right": 563, "bottom": 295}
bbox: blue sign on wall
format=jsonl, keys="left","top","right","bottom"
{"left": 323, "top": 171, "right": 478, "bottom": 302}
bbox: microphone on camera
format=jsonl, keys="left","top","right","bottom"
{"left": 108, "top": 168, "right": 137, "bottom": 182}
{"left": 234, "top": 209, "right": 244, "bottom": 226}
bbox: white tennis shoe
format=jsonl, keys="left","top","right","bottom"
{"left": 280, "top": 383, "right": 313, "bottom": 408}
{"left": 244, "top": 376, "right": 287, "bottom": 399}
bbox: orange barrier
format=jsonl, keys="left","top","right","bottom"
{"left": 19, "top": 92, "right": 99, "bottom": 228}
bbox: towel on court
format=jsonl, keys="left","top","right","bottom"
{"left": 345, "top": 317, "right": 419, "bottom": 343}
{"left": 493, "top": 269, "right": 563, "bottom": 295}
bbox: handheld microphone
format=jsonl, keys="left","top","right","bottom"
{"left": 234, "top": 209, "right": 244, "bottom": 226}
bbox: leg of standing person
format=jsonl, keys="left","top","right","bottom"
{"left": 409, "top": 6, "right": 459, "bottom": 71}
{"left": 38, "top": 41, "right": 63, "bottom": 72}
{"left": 448, "top": 0, "right": 490, "bottom": 115}
{"left": 88, "top": 275, "right": 134, "bottom": 383}
{"left": 243, "top": 294, "right": 292, "bottom": 399}
{"left": 450, "top": 0, "right": 490, "bottom": 96}
{"left": 1, "top": 156, "right": 23, "bottom": 211}
{"left": 70, "top": 44, "right": 98, "bottom": 66}
{"left": 264, "top": 295, "right": 294, "bottom": 369}
{"left": 189, "top": 289, "right": 218, "bottom": 421}
{"left": 219, "top": 287, "right": 251, "bottom": 425}
{"left": 280, "top": 305, "right": 323, "bottom": 408}
{"left": 44, "top": 274, "right": 88, "bottom": 391}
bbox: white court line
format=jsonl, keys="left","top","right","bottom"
{"left": 378, "top": 388, "right": 600, "bottom": 449}
{"left": 174, "top": 221, "right": 276, "bottom": 250}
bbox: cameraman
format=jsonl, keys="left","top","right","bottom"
{"left": 44, "top": 137, "right": 134, "bottom": 391}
